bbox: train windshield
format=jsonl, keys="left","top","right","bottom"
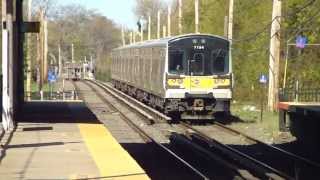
{"left": 169, "top": 36, "right": 230, "bottom": 76}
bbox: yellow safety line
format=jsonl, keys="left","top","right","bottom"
{"left": 77, "top": 124, "right": 149, "bottom": 180}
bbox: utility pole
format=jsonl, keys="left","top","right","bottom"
{"left": 268, "top": 0, "right": 282, "bottom": 111}
{"left": 121, "top": 25, "right": 125, "bottom": 46}
{"left": 228, "top": 0, "right": 234, "bottom": 41}
{"left": 168, "top": 5, "right": 171, "bottom": 37}
{"left": 71, "top": 43, "right": 74, "bottom": 63}
{"left": 148, "top": 15, "right": 151, "bottom": 40}
{"left": 130, "top": 32, "right": 133, "bottom": 44}
{"left": 179, "top": 0, "right": 182, "bottom": 34}
{"left": 195, "top": 0, "right": 199, "bottom": 34}
{"left": 163, "top": 25, "right": 167, "bottom": 38}
{"left": 26, "top": 0, "right": 33, "bottom": 100}
{"left": 157, "top": 10, "right": 161, "bottom": 39}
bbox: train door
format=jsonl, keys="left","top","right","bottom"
{"left": 187, "top": 50, "right": 205, "bottom": 92}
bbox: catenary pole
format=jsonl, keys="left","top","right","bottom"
{"left": 168, "top": 5, "right": 171, "bottom": 36}
{"left": 71, "top": 43, "right": 74, "bottom": 63}
{"left": 195, "top": 0, "right": 199, "bottom": 34}
{"left": 228, "top": 0, "right": 234, "bottom": 40}
{"left": 58, "top": 44, "right": 62, "bottom": 77}
{"left": 121, "top": 25, "right": 125, "bottom": 46}
{"left": 179, "top": 0, "right": 182, "bottom": 34}
{"left": 157, "top": 10, "right": 161, "bottom": 39}
{"left": 148, "top": 15, "right": 151, "bottom": 40}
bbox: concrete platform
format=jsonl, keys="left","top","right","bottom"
{"left": 278, "top": 102, "right": 320, "bottom": 113}
{"left": 0, "top": 102, "right": 149, "bottom": 179}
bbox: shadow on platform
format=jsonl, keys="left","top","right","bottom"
{"left": 18, "top": 101, "right": 99, "bottom": 124}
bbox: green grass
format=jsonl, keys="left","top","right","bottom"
{"left": 231, "top": 102, "right": 280, "bottom": 136}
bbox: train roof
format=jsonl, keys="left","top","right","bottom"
{"left": 113, "top": 34, "right": 229, "bottom": 51}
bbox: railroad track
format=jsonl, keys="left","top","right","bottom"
{"left": 75, "top": 80, "right": 212, "bottom": 179}
{"left": 79, "top": 80, "right": 320, "bottom": 179}
{"left": 92, "top": 80, "right": 171, "bottom": 124}
{"left": 179, "top": 121, "right": 320, "bottom": 180}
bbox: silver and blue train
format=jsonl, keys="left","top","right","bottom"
{"left": 111, "top": 34, "right": 233, "bottom": 120}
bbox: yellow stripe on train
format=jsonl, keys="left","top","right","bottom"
{"left": 167, "top": 76, "right": 230, "bottom": 90}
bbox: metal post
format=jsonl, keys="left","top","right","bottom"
{"left": 40, "top": 90, "right": 43, "bottom": 101}
{"left": 283, "top": 44, "right": 289, "bottom": 88}
{"left": 295, "top": 80, "right": 299, "bottom": 102}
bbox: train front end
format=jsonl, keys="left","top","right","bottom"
{"left": 165, "top": 34, "right": 232, "bottom": 120}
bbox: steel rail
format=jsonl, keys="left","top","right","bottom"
{"left": 88, "top": 80, "right": 290, "bottom": 179}
{"left": 85, "top": 80, "right": 320, "bottom": 179}
{"left": 180, "top": 122, "right": 291, "bottom": 180}
{"left": 89, "top": 80, "right": 155, "bottom": 123}
{"left": 83, "top": 82, "right": 320, "bottom": 179}
{"left": 78, "top": 81, "right": 150, "bottom": 142}
{"left": 214, "top": 122, "right": 320, "bottom": 169}
{"left": 95, "top": 80, "right": 172, "bottom": 123}
{"left": 82, "top": 80, "right": 209, "bottom": 180}
{"left": 89, "top": 80, "right": 266, "bottom": 179}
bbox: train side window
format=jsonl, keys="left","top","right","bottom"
{"left": 211, "top": 49, "right": 228, "bottom": 74}
{"left": 169, "top": 51, "right": 184, "bottom": 74}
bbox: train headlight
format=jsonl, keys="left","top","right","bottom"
{"left": 167, "top": 79, "right": 184, "bottom": 89}
{"left": 214, "top": 79, "right": 230, "bottom": 88}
